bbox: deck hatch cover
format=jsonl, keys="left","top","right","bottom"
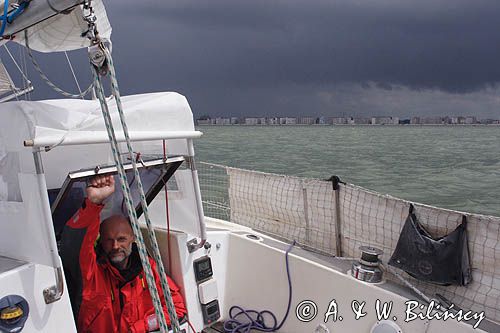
{"left": 50, "top": 156, "right": 184, "bottom": 235}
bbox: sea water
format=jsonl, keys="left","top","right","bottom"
{"left": 194, "top": 125, "right": 500, "bottom": 217}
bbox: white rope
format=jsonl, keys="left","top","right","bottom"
{"left": 92, "top": 70, "right": 171, "bottom": 333}
{"left": 64, "top": 51, "right": 83, "bottom": 99}
{"left": 20, "top": 44, "right": 30, "bottom": 100}
{"left": 89, "top": 41, "right": 181, "bottom": 332}
{"left": 103, "top": 45, "right": 181, "bottom": 332}
{"left": 3, "top": 44, "right": 31, "bottom": 84}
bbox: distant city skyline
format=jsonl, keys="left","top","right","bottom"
{"left": 196, "top": 115, "right": 499, "bottom": 126}
{"left": 2, "top": 0, "right": 500, "bottom": 119}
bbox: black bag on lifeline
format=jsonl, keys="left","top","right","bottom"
{"left": 388, "top": 204, "right": 472, "bottom": 286}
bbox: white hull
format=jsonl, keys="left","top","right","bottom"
{"left": 0, "top": 258, "right": 75, "bottom": 332}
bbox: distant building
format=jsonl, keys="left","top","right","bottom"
{"left": 330, "top": 117, "right": 347, "bottom": 125}
{"left": 297, "top": 117, "right": 316, "bottom": 125}
{"left": 245, "top": 117, "right": 259, "bottom": 125}
{"left": 465, "top": 116, "right": 477, "bottom": 124}
{"left": 421, "top": 117, "right": 444, "bottom": 125}
{"left": 451, "top": 117, "right": 464, "bottom": 124}
{"left": 230, "top": 117, "right": 239, "bottom": 125}
{"left": 479, "top": 119, "right": 499, "bottom": 125}
{"left": 197, "top": 118, "right": 212, "bottom": 125}
{"left": 410, "top": 117, "right": 420, "bottom": 125}
{"left": 371, "top": 117, "right": 399, "bottom": 125}
{"left": 267, "top": 117, "right": 279, "bottom": 125}
{"left": 348, "top": 117, "right": 371, "bottom": 125}
{"left": 280, "top": 117, "right": 297, "bottom": 125}
{"left": 215, "top": 117, "right": 231, "bottom": 125}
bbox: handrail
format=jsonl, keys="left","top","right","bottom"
{"left": 43, "top": 266, "right": 64, "bottom": 304}
{"left": 23, "top": 130, "right": 203, "bottom": 149}
{"left": 33, "top": 150, "right": 64, "bottom": 304}
{"left": 185, "top": 139, "right": 208, "bottom": 253}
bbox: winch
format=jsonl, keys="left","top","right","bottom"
{"left": 351, "top": 246, "right": 384, "bottom": 283}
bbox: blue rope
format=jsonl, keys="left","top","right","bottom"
{"left": 0, "top": 0, "right": 28, "bottom": 36}
{"left": 6, "top": 1, "right": 27, "bottom": 23}
{"left": 0, "top": 0, "right": 9, "bottom": 37}
{"left": 223, "top": 240, "right": 296, "bottom": 333}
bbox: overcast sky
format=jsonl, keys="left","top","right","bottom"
{"left": 3, "top": 0, "right": 500, "bottom": 118}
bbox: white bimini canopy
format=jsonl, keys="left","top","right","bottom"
{"left": 0, "top": 92, "right": 205, "bottom": 264}
{"left": 0, "top": 91, "right": 201, "bottom": 188}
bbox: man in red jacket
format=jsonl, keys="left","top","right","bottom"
{"left": 61, "top": 175, "right": 187, "bottom": 332}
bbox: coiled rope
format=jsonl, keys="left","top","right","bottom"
{"left": 223, "top": 241, "right": 296, "bottom": 333}
{"left": 90, "top": 43, "right": 180, "bottom": 333}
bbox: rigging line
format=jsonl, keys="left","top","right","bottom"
{"left": 3, "top": 44, "right": 31, "bottom": 88}
{"left": 64, "top": 51, "right": 83, "bottom": 99}
{"left": 21, "top": 44, "right": 30, "bottom": 100}
{"left": 46, "top": 0, "right": 64, "bottom": 14}
{"left": 0, "top": 48, "right": 19, "bottom": 97}
{"left": 102, "top": 45, "right": 181, "bottom": 332}
{"left": 91, "top": 68, "right": 171, "bottom": 333}
{"left": 24, "top": 30, "right": 94, "bottom": 98}
{"left": 17, "top": 42, "right": 27, "bottom": 100}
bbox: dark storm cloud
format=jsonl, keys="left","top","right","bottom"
{"left": 108, "top": 0, "right": 500, "bottom": 92}
{"left": 3, "top": 0, "right": 500, "bottom": 117}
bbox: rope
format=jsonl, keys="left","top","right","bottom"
{"left": 24, "top": 30, "right": 94, "bottom": 98}
{"left": 5, "top": 1, "right": 28, "bottom": 23}
{"left": 89, "top": 43, "right": 181, "bottom": 333}
{"left": 20, "top": 43, "right": 30, "bottom": 100}
{"left": 3, "top": 45, "right": 31, "bottom": 84}
{"left": 91, "top": 70, "right": 170, "bottom": 333}
{"left": 64, "top": 51, "right": 84, "bottom": 99}
{"left": 223, "top": 241, "right": 296, "bottom": 333}
{"left": 103, "top": 45, "right": 181, "bottom": 332}
{"left": 0, "top": 0, "right": 9, "bottom": 37}
{"left": 84, "top": 10, "right": 180, "bottom": 333}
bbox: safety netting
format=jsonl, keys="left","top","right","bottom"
{"left": 198, "top": 163, "right": 500, "bottom": 323}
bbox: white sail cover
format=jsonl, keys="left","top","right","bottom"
{"left": 0, "top": 0, "right": 111, "bottom": 52}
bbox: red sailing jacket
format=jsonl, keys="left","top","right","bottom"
{"left": 61, "top": 199, "right": 187, "bottom": 333}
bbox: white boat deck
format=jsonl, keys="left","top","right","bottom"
{"left": 0, "top": 256, "right": 26, "bottom": 275}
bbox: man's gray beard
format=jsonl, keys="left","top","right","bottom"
{"left": 109, "top": 243, "right": 133, "bottom": 266}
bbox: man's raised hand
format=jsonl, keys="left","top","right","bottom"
{"left": 86, "top": 175, "right": 115, "bottom": 205}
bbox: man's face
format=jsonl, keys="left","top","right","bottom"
{"left": 100, "top": 216, "right": 134, "bottom": 267}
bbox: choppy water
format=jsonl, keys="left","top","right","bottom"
{"left": 194, "top": 125, "right": 500, "bottom": 217}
